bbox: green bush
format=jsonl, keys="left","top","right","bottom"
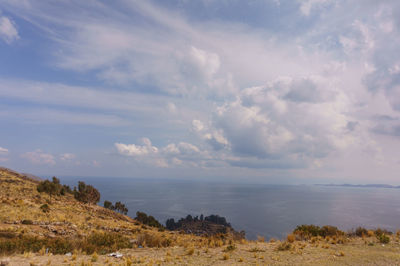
{"left": 320, "top": 225, "right": 344, "bottom": 237}
{"left": 293, "top": 225, "right": 321, "bottom": 238}
{"left": 37, "top": 177, "right": 72, "bottom": 199}
{"left": 135, "top": 211, "right": 163, "bottom": 229}
{"left": 294, "top": 224, "right": 344, "bottom": 239}
{"left": 354, "top": 227, "right": 368, "bottom": 237}
{"left": 375, "top": 228, "right": 392, "bottom": 237}
{"left": 378, "top": 234, "right": 390, "bottom": 244}
{"left": 74, "top": 181, "right": 100, "bottom": 204}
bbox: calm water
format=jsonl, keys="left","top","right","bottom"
{"left": 61, "top": 177, "right": 400, "bottom": 240}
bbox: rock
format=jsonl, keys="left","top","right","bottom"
{"left": 0, "top": 258, "right": 10, "bottom": 266}
{"left": 108, "top": 252, "right": 123, "bottom": 258}
{"left": 65, "top": 252, "right": 72, "bottom": 256}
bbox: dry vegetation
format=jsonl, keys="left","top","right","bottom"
{"left": 2, "top": 167, "right": 400, "bottom": 265}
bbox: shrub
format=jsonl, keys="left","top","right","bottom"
{"left": 0, "top": 232, "right": 131, "bottom": 255}
{"left": 293, "top": 225, "right": 321, "bottom": 239}
{"left": 84, "top": 232, "right": 132, "bottom": 254}
{"left": 136, "top": 233, "right": 172, "bottom": 248}
{"left": 74, "top": 181, "right": 100, "bottom": 204}
{"left": 256, "top": 235, "right": 265, "bottom": 242}
{"left": 355, "top": 227, "right": 368, "bottom": 237}
{"left": 320, "top": 225, "right": 344, "bottom": 237}
{"left": 40, "top": 204, "right": 50, "bottom": 213}
{"left": 276, "top": 241, "right": 291, "bottom": 251}
{"left": 378, "top": 234, "right": 390, "bottom": 244}
{"left": 287, "top": 233, "right": 295, "bottom": 243}
{"left": 186, "top": 247, "right": 195, "bottom": 255}
{"left": 103, "top": 200, "right": 113, "bottom": 210}
{"left": 375, "top": 228, "right": 392, "bottom": 237}
{"left": 37, "top": 177, "right": 72, "bottom": 199}
{"left": 91, "top": 252, "right": 98, "bottom": 262}
{"left": 135, "top": 212, "right": 163, "bottom": 228}
{"left": 224, "top": 244, "right": 236, "bottom": 252}
{"left": 294, "top": 225, "right": 343, "bottom": 239}
{"left": 114, "top": 201, "right": 128, "bottom": 215}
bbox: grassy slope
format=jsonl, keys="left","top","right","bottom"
{"left": 1, "top": 167, "right": 400, "bottom": 265}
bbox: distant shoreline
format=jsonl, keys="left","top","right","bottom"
{"left": 315, "top": 184, "right": 400, "bottom": 189}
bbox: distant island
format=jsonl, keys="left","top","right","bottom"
{"left": 315, "top": 183, "right": 400, "bottom": 189}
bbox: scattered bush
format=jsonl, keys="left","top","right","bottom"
{"left": 0, "top": 232, "right": 132, "bottom": 255}
{"left": 37, "top": 177, "right": 72, "bottom": 200}
{"left": 276, "top": 241, "right": 292, "bottom": 251}
{"left": 374, "top": 228, "right": 392, "bottom": 237}
{"left": 224, "top": 244, "right": 236, "bottom": 252}
{"left": 103, "top": 200, "right": 113, "bottom": 210}
{"left": 294, "top": 224, "right": 344, "bottom": 240}
{"left": 135, "top": 211, "right": 163, "bottom": 229}
{"left": 74, "top": 181, "right": 100, "bottom": 204}
{"left": 256, "top": 235, "right": 265, "bottom": 242}
{"left": 114, "top": 201, "right": 128, "bottom": 215}
{"left": 166, "top": 214, "right": 231, "bottom": 231}
{"left": 287, "top": 233, "right": 295, "bottom": 243}
{"left": 378, "top": 234, "right": 390, "bottom": 244}
{"left": 294, "top": 225, "right": 321, "bottom": 238}
{"left": 40, "top": 204, "right": 50, "bottom": 213}
{"left": 320, "top": 225, "right": 343, "bottom": 237}
{"left": 367, "top": 230, "right": 375, "bottom": 237}
{"left": 103, "top": 200, "right": 128, "bottom": 215}
{"left": 91, "top": 252, "right": 98, "bottom": 262}
{"left": 355, "top": 227, "right": 368, "bottom": 237}
{"left": 136, "top": 233, "right": 172, "bottom": 248}
{"left": 186, "top": 247, "right": 195, "bottom": 255}
{"left": 248, "top": 247, "right": 263, "bottom": 252}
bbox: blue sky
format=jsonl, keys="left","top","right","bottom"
{"left": 1, "top": 0, "right": 400, "bottom": 184}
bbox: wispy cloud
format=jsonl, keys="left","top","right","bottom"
{"left": 21, "top": 150, "right": 56, "bottom": 165}
{"left": 0, "top": 13, "right": 19, "bottom": 44}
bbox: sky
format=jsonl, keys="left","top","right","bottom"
{"left": 1, "top": 0, "right": 400, "bottom": 184}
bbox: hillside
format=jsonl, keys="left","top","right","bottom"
{"left": 1, "top": 167, "right": 400, "bottom": 265}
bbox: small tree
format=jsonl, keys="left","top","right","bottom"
{"left": 37, "top": 180, "right": 58, "bottom": 201}
{"left": 114, "top": 201, "right": 128, "bottom": 215}
{"left": 74, "top": 181, "right": 100, "bottom": 204}
{"left": 135, "top": 211, "right": 163, "bottom": 228}
{"left": 104, "top": 200, "right": 114, "bottom": 210}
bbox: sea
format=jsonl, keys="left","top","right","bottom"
{"left": 60, "top": 177, "right": 400, "bottom": 240}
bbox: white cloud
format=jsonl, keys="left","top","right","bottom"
{"left": 205, "top": 76, "right": 356, "bottom": 164}
{"left": 115, "top": 138, "right": 205, "bottom": 168}
{"left": 115, "top": 138, "right": 158, "bottom": 156}
{"left": 21, "top": 150, "right": 55, "bottom": 165}
{"left": 60, "top": 153, "right": 75, "bottom": 161}
{"left": 0, "top": 15, "right": 19, "bottom": 44}
{"left": 166, "top": 102, "right": 177, "bottom": 114}
{"left": 0, "top": 147, "right": 8, "bottom": 162}
{"left": 299, "top": 0, "right": 331, "bottom": 16}
{"left": 192, "top": 120, "right": 204, "bottom": 132}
